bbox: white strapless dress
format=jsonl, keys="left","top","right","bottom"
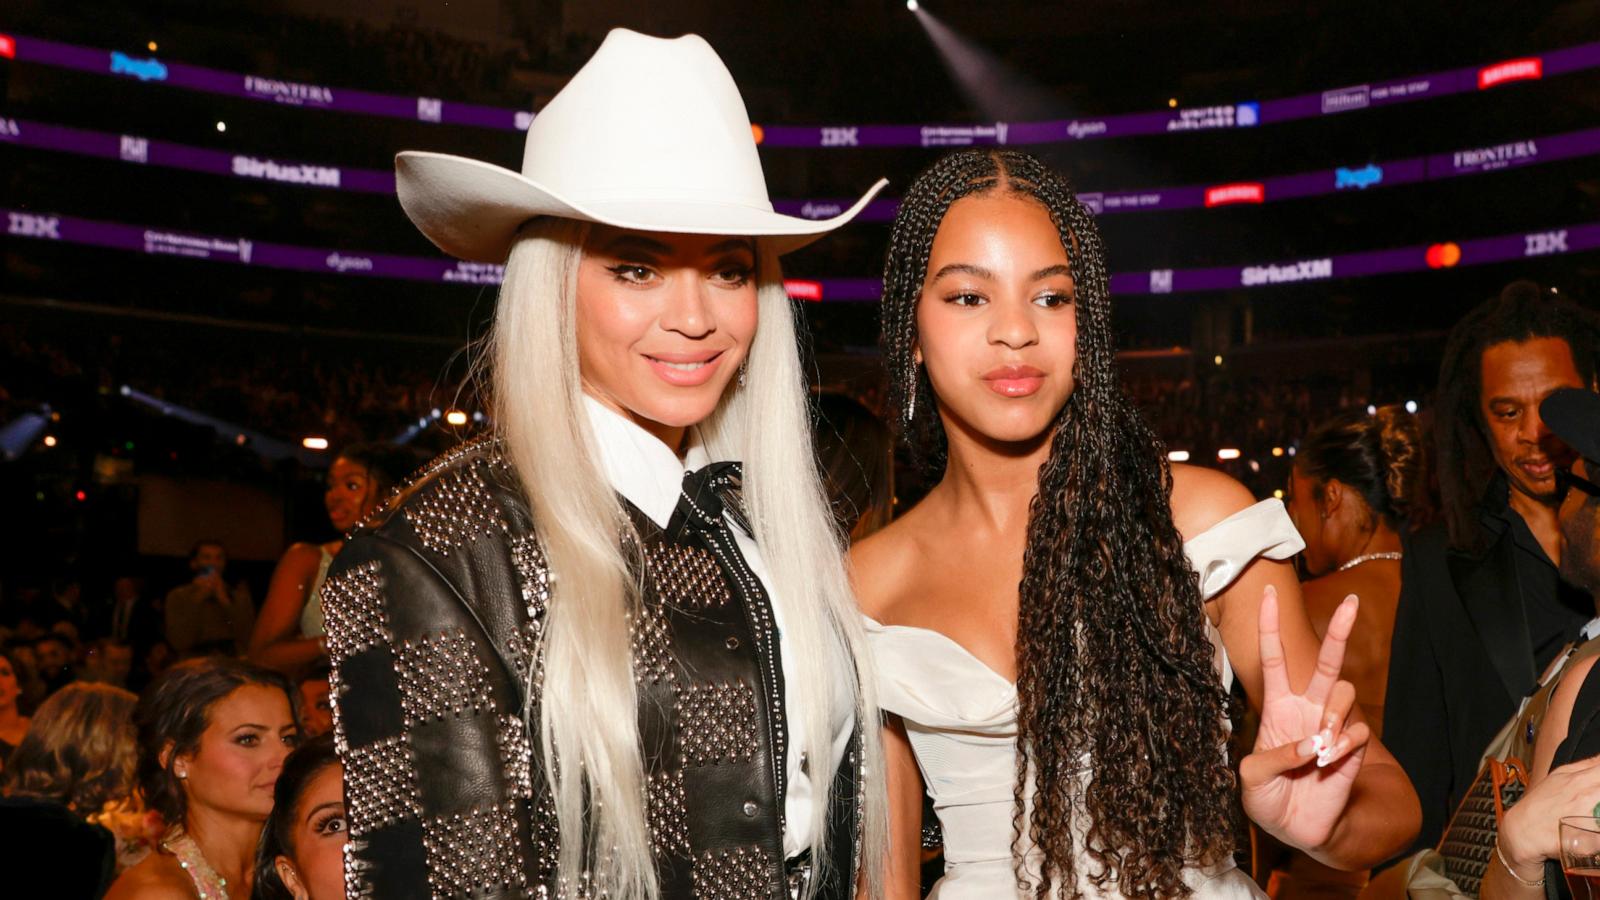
{"left": 866, "top": 500, "right": 1304, "bottom": 898}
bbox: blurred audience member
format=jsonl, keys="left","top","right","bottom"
{"left": 1385, "top": 281, "right": 1600, "bottom": 856}
{"left": 99, "top": 575, "right": 163, "bottom": 663}
{"left": 814, "top": 392, "right": 895, "bottom": 540}
{"left": 250, "top": 443, "right": 411, "bottom": 677}
{"left": 107, "top": 658, "right": 297, "bottom": 899}
{"left": 0, "top": 682, "right": 139, "bottom": 899}
{"left": 1268, "top": 404, "right": 1426, "bottom": 897}
{"left": 7, "top": 642, "right": 49, "bottom": 712}
{"left": 1483, "top": 387, "right": 1600, "bottom": 899}
{"left": 294, "top": 662, "right": 333, "bottom": 740}
{"left": 34, "top": 632, "right": 76, "bottom": 695}
{"left": 83, "top": 638, "right": 135, "bottom": 688}
{"left": 253, "top": 735, "right": 345, "bottom": 900}
{"left": 165, "top": 540, "right": 256, "bottom": 658}
{"left": 0, "top": 648, "right": 30, "bottom": 761}
{"left": 132, "top": 641, "right": 175, "bottom": 695}
{"left": 47, "top": 575, "right": 91, "bottom": 634}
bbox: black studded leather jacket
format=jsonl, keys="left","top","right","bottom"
{"left": 323, "top": 439, "right": 863, "bottom": 899}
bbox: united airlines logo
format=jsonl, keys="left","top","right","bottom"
{"left": 110, "top": 51, "right": 168, "bottom": 82}
{"left": 8, "top": 213, "right": 61, "bottom": 239}
{"left": 1334, "top": 164, "right": 1383, "bottom": 190}
{"left": 119, "top": 136, "right": 149, "bottom": 164}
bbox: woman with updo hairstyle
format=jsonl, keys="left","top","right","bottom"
{"left": 253, "top": 735, "right": 345, "bottom": 900}
{"left": 107, "top": 657, "right": 297, "bottom": 900}
{"left": 0, "top": 682, "right": 139, "bottom": 899}
{"left": 1268, "top": 404, "right": 1426, "bottom": 898}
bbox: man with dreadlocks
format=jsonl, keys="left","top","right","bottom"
{"left": 851, "top": 149, "right": 1419, "bottom": 898}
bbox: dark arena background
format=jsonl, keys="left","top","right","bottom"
{"left": 1, "top": 0, "right": 1598, "bottom": 646}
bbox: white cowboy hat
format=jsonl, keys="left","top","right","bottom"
{"left": 396, "top": 28, "right": 887, "bottom": 263}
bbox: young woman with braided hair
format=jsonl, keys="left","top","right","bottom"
{"left": 851, "top": 149, "right": 1420, "bottom": 899}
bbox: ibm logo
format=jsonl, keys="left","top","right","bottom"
{"left": 120, "top": 136, "right": 149, "bottom": 163}
{"left": 1525, "top": 230, "right": 1568, "bottom": 257}
{"left": 417, "top": 98, "right": 443, "bottom": 123}
{"left": 1150, "top": 270, "right": 1174, "bottom": 294}
{"left": 8, "top": 213, "right": 61, "bottom": 239}
{"left": 820, "top": 127, "right": 858, "bottom": 147}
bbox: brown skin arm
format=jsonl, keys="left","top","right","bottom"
{"left": 247, "top": 542, "right": 327, "bottom": 676}
{"left": 1172, "top": 465, "right": 1420, "bottom": 870}
{"left": 860, "top": 715, "right": 931, "bottom": 900}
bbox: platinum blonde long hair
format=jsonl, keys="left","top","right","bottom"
{"left": 488, "top": 217, "right": 886, "bottom": 899}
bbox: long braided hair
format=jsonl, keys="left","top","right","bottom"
{"left": 880, "top": 149, "right": 1236, "bottom": 897}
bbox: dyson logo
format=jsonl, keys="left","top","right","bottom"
{"left": 1066, "top": 120, "right": 1107, "bottom": 139}
{"left": 801, "top": 202, "right": 843, "bottom": 220}
{"left": 326, "top": 253, "right": 373, "bottom": 273}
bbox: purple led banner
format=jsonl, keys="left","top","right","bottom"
{"left": 5, "top": 207, "right": 1595, "bottom": 300}
{"left": 6, "top": 31, "right": 1598, "bottom": 145}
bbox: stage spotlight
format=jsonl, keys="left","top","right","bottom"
{"left": 1217, "top": 448, "right": 1241, "bottom": 461}
{"left": 1271, "top": 447, "right": 1284, "bottom": 457}
{"left": 1366, "top": 404, "right": 1377, "bottom": 415}
{"left": 445, "top": 409, "right": 469, "bottom": 426}
{"left": 913, "top": 8, "right": 1061, "bottom": 121}
{"left": 302, "top": 436, "right": 330, "bottom": 451}
{"left": 216, "top": 121, "right": 227, "bottom": 133}
{"left": 907, "top": 0, "right": 918, "bottom": 9}
{"left": 1168, "top": 98, "right": 1178, "bottom": 108}
{"left": 43, "top": 435, "right": 57, "bottom": 448}
{"left": 1405, "top": 400, "right": 1418, "bottom": 413}
{"left": 1167, "top": 450, "right": 1190, "bottom": 462}
{"left": 147, "top": 40, "right": 158, "bottom": 52}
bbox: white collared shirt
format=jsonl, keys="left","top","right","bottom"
{"left": 582, "top": 395, "right": 851, "bottom": 858}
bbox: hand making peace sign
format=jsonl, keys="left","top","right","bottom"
{"left": 1239, "top": 584, "right": 1372, "bottom": 851}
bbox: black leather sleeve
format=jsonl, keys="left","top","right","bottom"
{"left": 323, "top": 528, "right": 537, "bottom": 899}
{"left": 1381, "top": 540, "right": 1453, "bottom": 860}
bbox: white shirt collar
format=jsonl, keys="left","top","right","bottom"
{"left": 582, "top": 393, "right": 711, "bottom": 529}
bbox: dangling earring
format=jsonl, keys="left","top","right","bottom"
{"left": 738, "top": 360, "right": 748, "bottom": 388}
{"left": 905, "top": 358, "right": 918, "bottom": 424}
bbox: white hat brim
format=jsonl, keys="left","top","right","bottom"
{"left": 396, "top": 151, "right": 888, "bottom": 263}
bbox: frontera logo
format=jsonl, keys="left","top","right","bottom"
{"left": 1335, "top": 164, "right": 1383, "bottom": 190}
{"left": 1479, "top": 57, "right": 1542, "bottom": 90}
{"left": 243, "top": 75, "right": 333, "bottom": 106}
{"left": 110, "top": 51, "right": 168, "bottom": 82}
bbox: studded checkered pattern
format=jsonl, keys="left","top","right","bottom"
{"left": 646, "top": 768, "right": 691, "bottom": 858}
{"left": 675, "top": 681, "right": 759, "bottom": 766}
{"left": 421, "top": 802, "right": 528, "bottom": 898}
{"left": 403, "top": 464, "right": 508, "bottom": 555}
{"left": 645, "top": 543, "right": 730, "bottom": 609}
{"left": 393, "top": 629, "right": 493, "bottom": 726}
{"left": 496, "top": 715, "right": 533, "bottom": 801}
{"left": 509, "top": 533, "right": 552, "bottom": 621}
{"left": 631, "top": 599, "right": 675, "bottom": 688}
{"left": 344, "top": 736, "right": 422, "bottom": 836}
{"left": 321, "top": 560, "right": 388, "bottom": 664}
{"left": 691, "top": 846, "right": 773, "bottom": 899}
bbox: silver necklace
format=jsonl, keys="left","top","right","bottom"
{"left": 1337, "top": 551, "right": 1403, "bottom": 572}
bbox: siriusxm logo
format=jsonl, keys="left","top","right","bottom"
{"left": 1235, "top": 102, "right": 1260, "bottom": 127}
{"left": 110, "top": 51, "right": 168, "bottom": 82}
{"left": 8, "top": 213, "right": 60, "bottom": 239}
{"left": 233, "top": 156, "right": 341, "bottom": 188}
{"left": 1335, "top": 164, "right": 1383, "bottom": 190}
{"left": 1241, "top": 258, "right": 1332, "bottom": 287}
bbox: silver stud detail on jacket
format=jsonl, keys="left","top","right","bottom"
{"left": 496, "top": 714, "right": 534, "bottom": 801}
{"left": 675, "top": 681, "right": 759, "bottom": 766}
{"left": 646, "top": 768, "right": 691, "bottom": 858}
{"left": 421, "top": 802, "right": 528, "bottom": 898}
{"left": 630, "top": 599, "right": 675, "bottom": 689}
{"left": 645, "top": 543, "right": 730, "bottom": 609}
{"left": 404, "top": 463, "right": 509, "bottom": 555}
{"left": 509, "top": 532, "right": 553, "bottom": 621}
{"left": 344, "top": 735, "right": 422, "bottom": 836}
{"left": 690, "top": 845, "right": 772, "bottom": 899}
{"left": 321, "top": 560, "right": 388, "bottom": 665}
{"left": 393, "top": 628, "right": 493, "bottom": 727}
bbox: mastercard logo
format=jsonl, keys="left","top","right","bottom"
{"left": 1425, "top": 242, "right": 1462, "bottom": 269}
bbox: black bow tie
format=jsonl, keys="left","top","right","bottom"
{"left": 666, "top": 460, "right": 750, "bottom": 539}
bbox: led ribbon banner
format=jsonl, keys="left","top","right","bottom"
{"left": 6, "top": 207, "right": 1595, "bottom": 299}
{"left": 2, "top": 114, "right": 1595, "bottom": 220}
{"left": 3, "top": 31, "right": 1597, "bottom": 145}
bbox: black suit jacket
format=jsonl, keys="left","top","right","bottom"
{"left": 1383, "top": 522, "right": 1541, "bottom": 858}
{"left": 1543, "top": 654, "right": 1600, "bottom": 899}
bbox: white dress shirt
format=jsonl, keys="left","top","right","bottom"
{"left": 582, "top": 395, "right": 852, "bottom": 858}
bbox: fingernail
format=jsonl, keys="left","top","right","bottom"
{"left": 1318, "top": 738, "right": 1350, "bottom": 768}
{"left": 1319, "top": 727, "right": 1333, "bottom": 747}
{"left": 1324, "top": 712, "right": 1339, "bottom": 731}
{"left": 1307, "top": 734, "right": 1325, "bottom": 756}
{"left": 1298, "top": 737, "right": 1317, "bottom": 757}
{"left": 1316, "top": 747, "right": 1332, "bottom": 767}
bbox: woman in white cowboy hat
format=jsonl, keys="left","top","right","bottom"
{"left": 318, "top": 29, "right": 888, "bottom": 900}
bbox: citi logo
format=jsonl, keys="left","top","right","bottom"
{"left": 1525, "top": 230, "right": 1568, "bottom": 257}
{"left": 820, "top": 127, "right": 858, "bottom": 147}
{"left": 9, "top": 213, "right": 61, "bottom": 239}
